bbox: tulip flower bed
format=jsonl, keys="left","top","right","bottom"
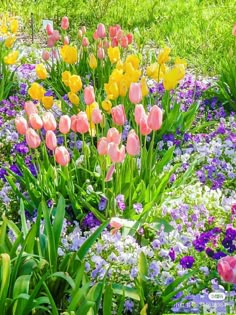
{"left": 0, "top": 14, "right": 236, "bottom": 315}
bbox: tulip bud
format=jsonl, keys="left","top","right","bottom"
{"left": 15, "top": 116, "right": 28, "bottom": 135}
{"left": 97, "top": 47, "right": 105, "bottom": 60}
{"left": 59, "top": 115, "right": 71, "bottom": 134}
{"left": 126, "top": 130, "right": 140, "bottom": 156}
{"left": 46, "top": 23, "right": 53, "bottom": 35}
{"left": 147, "top": 105, "right": 163, "bottom": 131}
{"left": 84, "top": 85, "right": 95, "bottom": 105}
{"left": 26, "top": 128, "right": 41, "bottom": 148}
{"left": 129, "top": 83, "right": 142, "bottom": 104}
{"left": 92, "top": 107, "right": 103, "bottom": 124}
{"left": 97, "top": 23, "right": 106, "bottom": 38}
{"left": 82, "top": 37, "right": 89, "bottom": 47}
{"left": 42, "top": 50, "right": 50, "bottom": 61}
{"left": 45, "top": 130, "right": 57, "bottom": 150}
{"left": 111, "top": 104, "right": 126, "bottom": 126}
{"left": 97, "top": 137, "right": 108, "bottom": 155}
{"left": 61, "top": 16, "right": 69, "bottom": 30}
{"left": 42, "top": 112, "right": 57, "bottom": 131}
{"left": 55, "top": 146, "right": 70, "bottom": 166}
{"left": 29, "top": 113, "right": 43, "bottom": 130}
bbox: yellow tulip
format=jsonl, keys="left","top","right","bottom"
{"left": 108, "top": 46, "right": 120, "bottom": 64}
{"left": 36, "top": 64, "right": 48, "bottom": 80}
{"left": 157, "top": 47, "right": 171, "bottom": 65}
{"left": 146, "top": 63, "right": 167, "bottom": 81}
{"left": 60, "top": 45, "right": 78, "bottom": 64}
{"left": 109, "top": 69, "right": 123, "bottom": 84}
{"left": 119, "top": 79, "right": 129, "bottom": 97}
{"left": 89, "top": 53, "right": 97, "bottom": 69}
{"left": 116, "top": 60, "right": 124, "bottom": 71}
{"left": 104, "top": 82, "right": 119, "bottom": 100}
{"left": 141, "top": 77, "right": 149, "bottom": 97}
{"left": 42, "top": 96, "right": 54, "bottom": 109}
{"left": 175, "top": 57, "right": 187, "bottom": 68}
{"left": 102, "top": 99, "right": 112, "bottom": 113}
{"left": 125, "top": 54, "right": 140, "bottom": 70}
{"left": 69, "top": 75, "right": 82, "bottom": 93}
{"left": 28, "top": 82, "right": 46, "bottom": 101}
{"left": 124, "top": 62, "right": 141, "bottom": 83}
{"left": 163, "top": 64, "right": 185, "bottom": 91}
{"left": 68, "top": 92, "right": 80, "bottom": 105}
{"left": 86, "top": 102, "right": 99, "bottom": 120}
{"left": 62, "top": 71, "right": 71, "bottom": 86}
{"left": 10, "top": 19, "right": 19, "bottom": 33}
{"left": 4, "top": 51, "right": 19, "bottom": 65}
{"left": 4, "top": 36, "right": 16, "bottom": 48}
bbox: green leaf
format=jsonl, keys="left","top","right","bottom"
{"left": 13, "top": 275, "right": 31, "bottom": 314}
{"left": 103, "top": 284, "right": 113, "bottom": 315}
{"left": 0, "top": 253, "right": 11, "bottom": 313}
{"left": 52, "top": 195, "right": 65, "bottom": 252}
{"left": 112, "top": 283, "right": 140, "bottom": 301}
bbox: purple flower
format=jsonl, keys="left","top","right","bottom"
{"left": 133, "top": 203, "right": 143, "bottom": 214}
{"left": 169, "top": 248, "right": 176, "bottom": 261}
{"left": 124, "top": 300, "right": 134, "bottom": 313}
{"left": 180, "top": 256, "right": 195, "bottom": 269}
{"left": 98, "top": 196, "right": 107, "bottom": 211}
{"left": 82, "top": 212, "right": 100, "bottom": 229}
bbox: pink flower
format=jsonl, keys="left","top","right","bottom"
{"left": 111, "top": 104, "right": 126, "bottom": 126}
{"left": 97, "top": 137, "right": 108, "bottom": 155}
{"left": 140, "top": 115, "right": 152, "bottom": 136}
{"left": 84, "top": 85, "right": 95, "bottom": 105}
{"left": 63, "top": 36, "right": 69, "bottom": 45}
{"left": 105, "top": 164, "right": 115, "bottom": 182}
{"left": 109, "top": 26, "right": 117, "bottom": 38}
{"left": 92, "top": 107, "right": 103, "bottom": 124}
{"left": 93, "top": 30, "right": 99, "bottom": 40}
{"left": 55, "top": 146, "right": 70, "bottom": 166}
{"left": 15, "top": 117, "right": 28, "bottom": 135}
{"left": 103, "top": 40, "right": 110, "bottom": 48}
{"left": 129, "top": 83, "right": 142, "bottom": 104}
{"left": 97, "top": 23, "right": 106, "bottom": 38}
{"left": 110, "top": 217, "right": 123, "bottom": 234}
{"left": 71, "top": 115, "right": 78, "bottom": 132}
{"left": 61, "top": 16, "right": 69, "bottom": 30}
{"left": 76, "top": 112, "right": 89, "bottom": 134}
{"left": 97, "top": 47, "right": 105, "bottom": 60}
{"left": 29, "top": 113, "right": 43, "bottom": 130}
{"left": 108, "top": 143, "right": 125, "bottom": 163}
{"left": 52, "top": 30, "right": 60, "bottom": 41}
{"left": 232, "top": 24, "right": 236, "bottom": 36}
{"left": 82, "top": 37, "right": 89, "bottom": 47}
{"left": 42, "top": 50, "right": 50, "bottom": 61}
{"left": 126, "top": 130, "right": 140, "bottom": 156}
{"left": 107, "top": 128, "right": 121, "bottom": 144}
{"left": 45, "top": 130, "right": 57, "bottom": 151}
{"left": 111, "top": 37, "right": 118, "bottom": 47}
{"left": 26, "top": 128, "right": 41, "bottom": 149}
{"left": 42, "top": 112, "right": 57, "bottom": 131}
{"left": 147, "top": 105, "right": 163, "bottom": 131}
{"left": 127, "top": 33, "right": 133, "bottom": 45}
{"left": 24, "top": 101, "right": 38, "bottom": 116}
{"left": 217, "top": 256, "right": 236, "bottom": 283}
{"left": 46, "top": 23, "right": 53, "bottom": 35}
{"left": 134, "top": 104, "right": 145, "bottom": 125}
{"left": 59, "top": 115, "right": 71, "bottom": 134}
{"left": 47, "top": 36, "right": 55, "bottom": 48}
{"left": 120, "top": 36, "right": 128, "bottom": 48}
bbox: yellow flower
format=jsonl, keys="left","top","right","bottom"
{"left": 157, "top": 47, "right": 171, "bottom": 65}
{"left": 109, "top": 69, "right": 123, "bottom": 84}
{"left": 146, "top": 63, "right": 167, "bottom": 81}
{"left": 175, "top": 57, "right": 187, "bottom": 68}
{"left": 141, "top": 77, "right": 149, "bottom": 97}
{"left": 69, "top": 75, "right": 82, "bottom": 93}
{"left": 102, "top": 99, "right": 112, "bottom": 113}
{"left": 42, "top": 96, "right": 54, "bottom": 109}
{"left": 62, "top": 71, "right": 71, "bottom": 86}
{"left": 0, "top": 24, "right": 8, "bottom": 34}
{"left": 4, "top": 36, "right": 16, "bottom": 48}
{"left": 163, "top": 65, "right": 185, "bottom": 91}
{"left": 4, "top": 51, "right": 19, "bottom": 65}
{"left": 108, "top": 47, "right": 120, "bottom": 64}
{"left": 124, "top": 63, "right": 141, "bottom": 84}
{"left": 28, "top": 82, "right": 46, "bottom": 101}
{"left": 104, "top": 82, "right": 119, "bottom": 100}
{"left": 10, "top": 19, "right": 19, "bottom": 33}
{"left": 68, "top": 92, "right": 80, "bottom": 105}
{"left": 60, "top": 45, "right": 78, "bottom": 64}
{"left": 125, "top": 55, "right": 140, "bottom": 70}
{"left": 89, "top": 53, "right": 97, "bottom": 69}
{"left": 119, "top": 79, "right": 129, "bottom": 97}
{"left": 116, "top": 60, "right": 124, "bottom": 71}
{"left": 86, "top": 102, "right": 99, "bottom": 120}
{"left": 36, "top": 64, "right": 48, "bottom": 80}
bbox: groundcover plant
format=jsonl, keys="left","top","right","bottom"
{"left": 0, "top": 10, "right": 236, "bottom": 315}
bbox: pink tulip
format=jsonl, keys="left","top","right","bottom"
{"left": 127, "top": 33, "right": 133, "bottom": 45}
{"left": 93, "top": 31, "right": 99, "bottom": 40}
{"left": 29, "top": 113, "right": 43, "bottom": 130}
{"left": 134, "top": 104, "right": 145, "bottom": 125}
{"left": 63, "top": 36, "right": 69, "bottom": 45}
{"left": 233, "top": 24, "right": 236, "bottom": 36}
{"left": 111, "top": 38, "right": 118, "bottom": 47}
{"left": 105, "top": 164, "right": 115, "bottom": 182}
{"left": 61, "top": 16, "right": 69, "bottom": 30}
{"left": 15, "top": 117, "right": 28, "bottom": 135}
{"left": 108, "top": 143, "right": 125, "bottom": 163}
{"left": 126, "top": 130, "right": 140, "bottom": 156}
{"left": 55, "top": 146, "right": 70, "bottom": 166}
{"left": 111, "top": 104, "right": 126, "bottom": 126}
{"left": 42, "top": 112, "right": 57, "bottom": 131}
{"left": 84, "top": 86, "right": 95, "bottom": 105}
{"left": 71, "top": 115, "right": 78, "bottom": 132}
{"left": 76, "top": 112, "right": 89, "bottom": 134}
{"left": 109, "top": 26, "right": 117, "bottom": 38}
{"left": 92, "top": 107, "right": 103, "bottom": 124}
{"left": 103, "top": 40, "right": 110, "bottom": 48}
{"left": 116, "top": 29, "right": 123, "bottom": 40}
{"left": 26, "top": 128, "right": 41, "bottom": 149}
{"left": 81, "top": 26, "right": 86, "bottom": 34}
{"left": 129, "top": 83, "right": 142, "bottom": 104}
{"left": 52, "top": 30, "right": 60, "bottom": 41}
{"left": 107, "top": 128, "right": 121, "bottom": 144}
{"left": 82, "top": 37, "right": 89, "bottom": 47}
{"left": 46, "top": 23, "right": 53, "bottom": 35}
{"left": 42, "top": 50, "right": 50, "bottom": 61}
{"left": 140, "top": 115, "right": 152, "bottom": 136}
{"left": 97, "top": 23, "right": 106, "bottom": 38}
{"left": 147, "top": 105, "right": 163, "bottom": 131}
{"left": 97, "top": 137, "right": 108, "bottom": 155}
{"left": 218, "top": 256, "right": 236, "bottom": 283}
{"left": 120, "top": 36, "right": 128, "bottom": 48}
{"left": 24, "top": 101, "right": 38, "bottom": 116}
{"left": 97, "top": 47, "right": 105, "bottom": 59}
{"left": 59, "top": 115, "right": 71, "bottom": 134}
{"left": 45, "top": 130, "right": 57, "bottom": 151}
{"left": 47, "top": 36, "right": 55, "bottom": 48}
{"left": 110, "top": 217, "right": 123, "bottom": 230}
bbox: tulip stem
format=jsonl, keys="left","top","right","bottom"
{"left": 149, "top": 130, "right": 156, "bottom": 201}
{"left": 129, "top": 156, "right": 133, "bottom": 207}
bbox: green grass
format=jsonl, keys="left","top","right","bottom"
{"left": 2, "top": 0, "right": 236, "bottom": 75}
